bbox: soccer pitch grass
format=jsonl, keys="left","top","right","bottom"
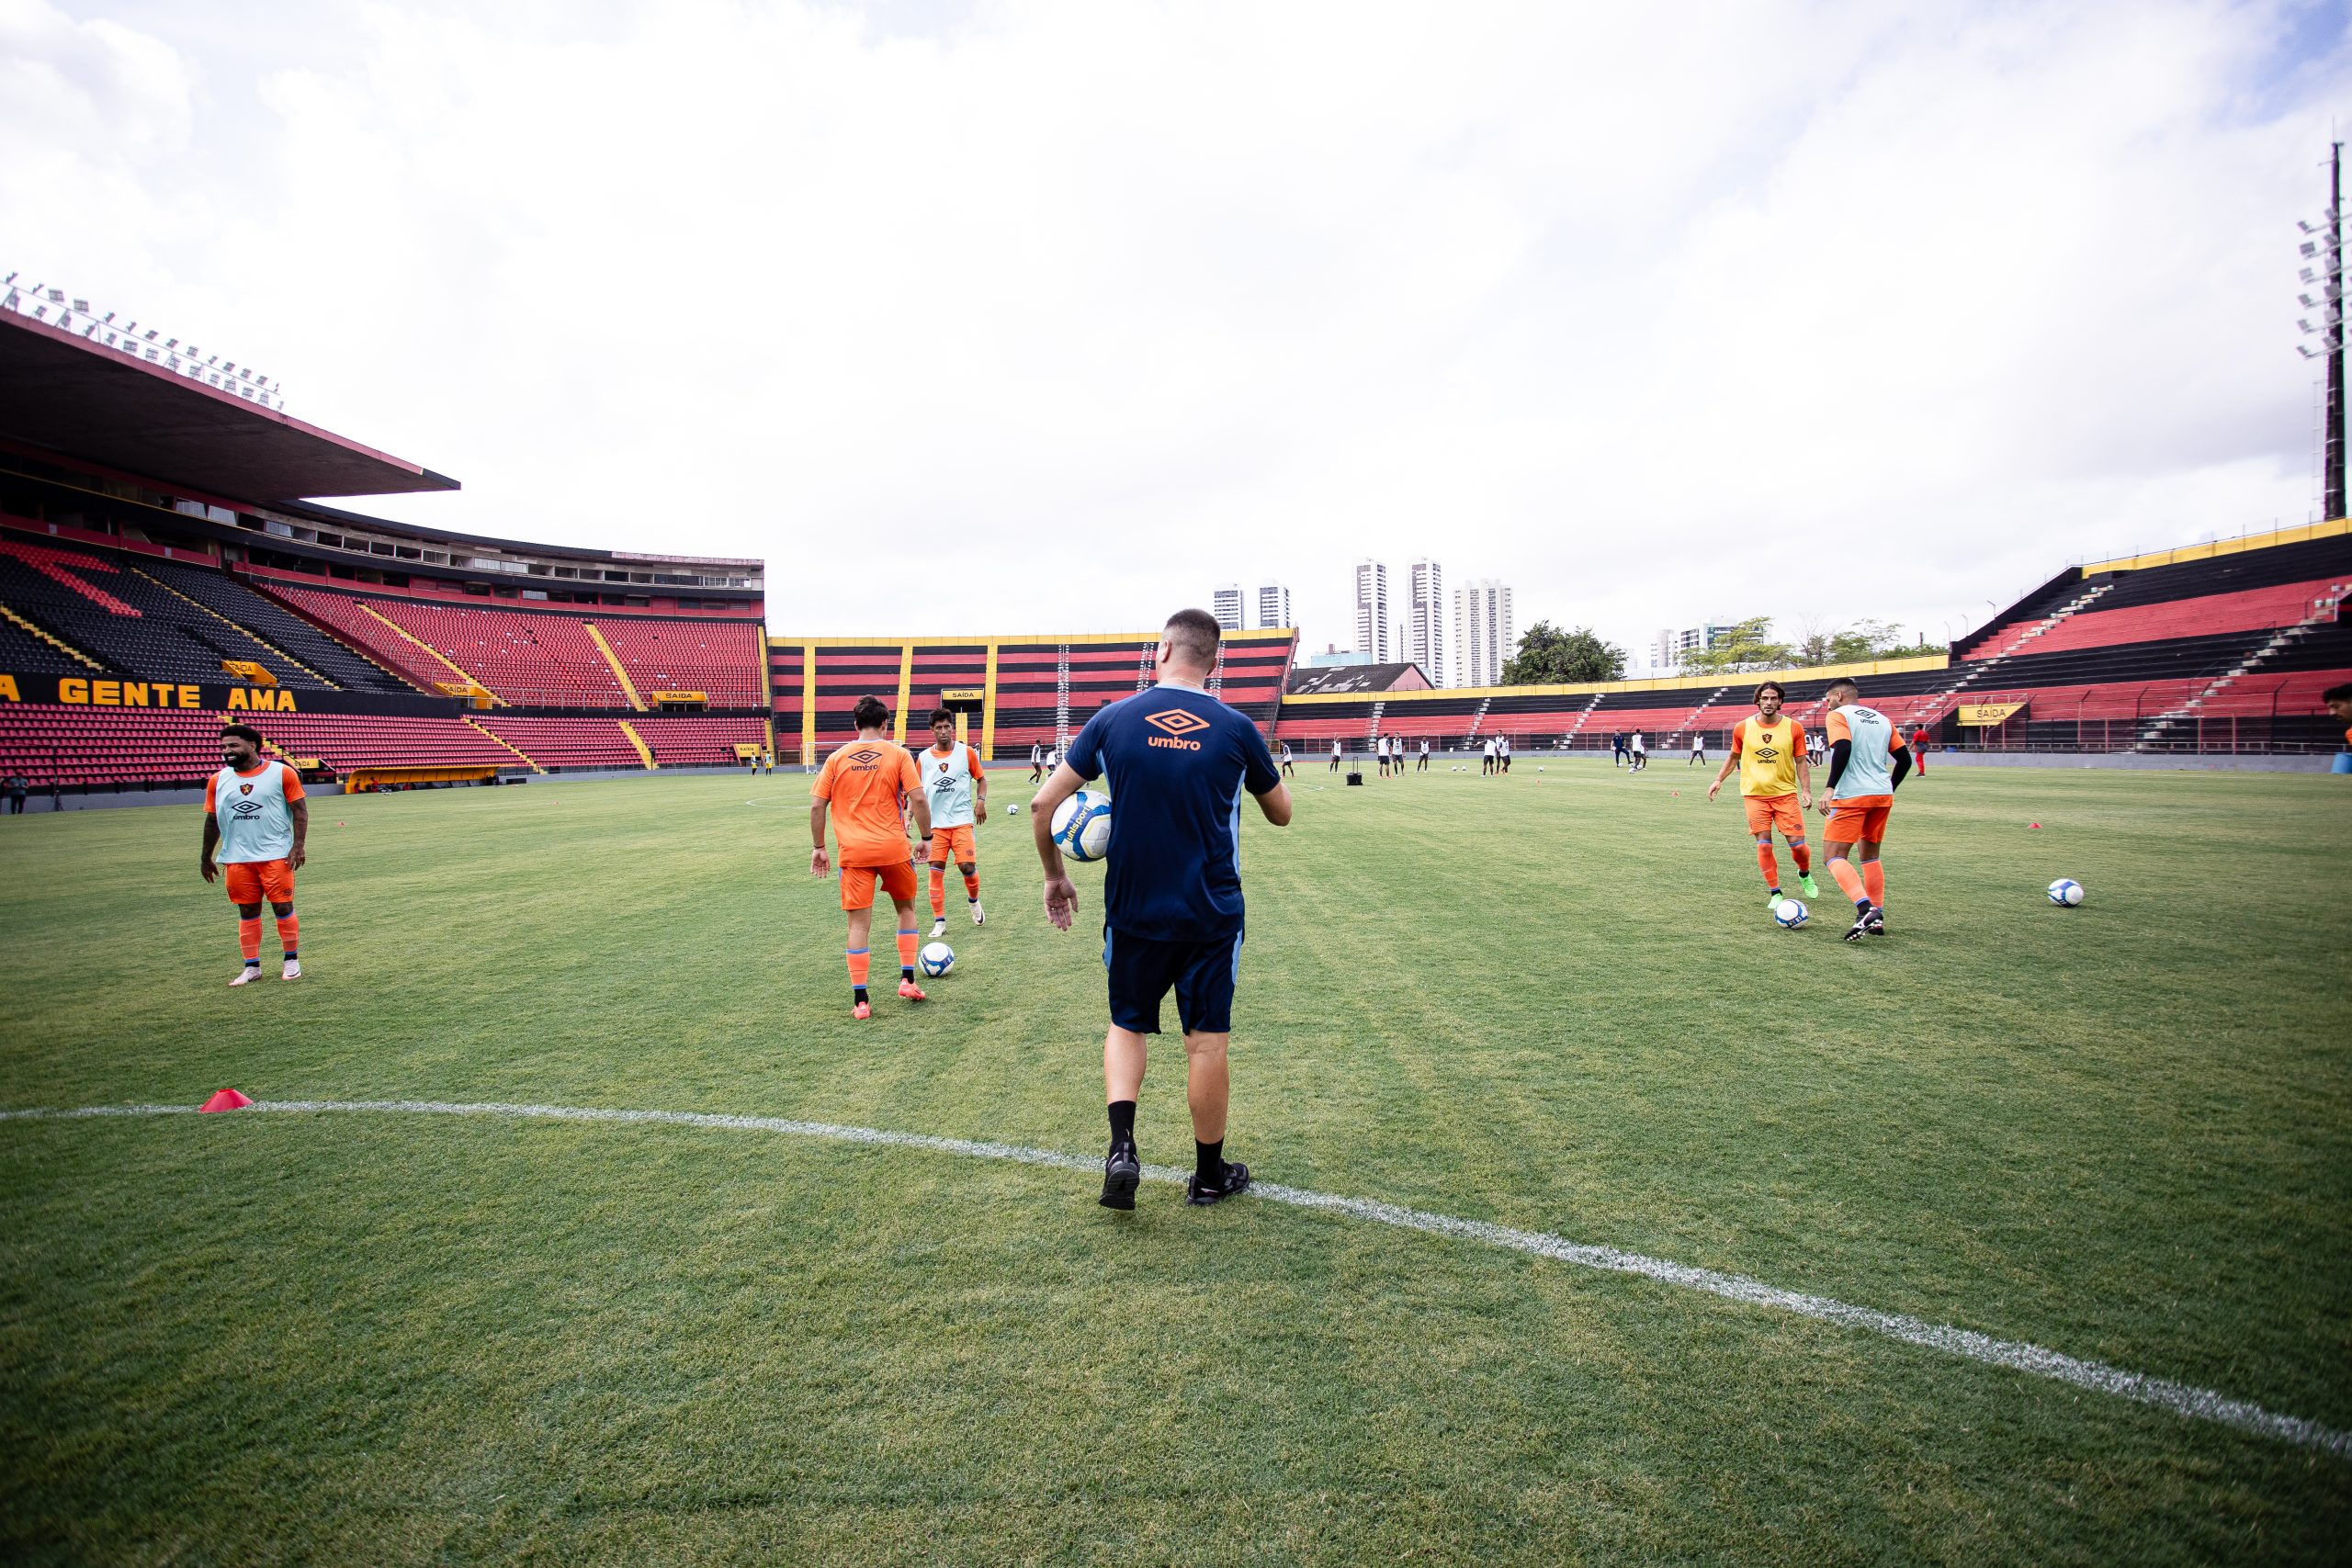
{"left": 2, "top": 761, "right": 2346, "bottom": 1564}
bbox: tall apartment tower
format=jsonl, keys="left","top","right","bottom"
{"left": 1453, "top": 579, "right": 1514, "bottom": 688}
{"left": 1210, "top": 583, "right": 1245, "bottom": 631}
{"left": 1407, "top": 558, "right": 1446, "bottom": 686}
{"left": 1352, "top": 559, "right": 1391, "bottom": 661}
{"left": 1254, "top": 582, "right": 1293, "bottom": 630}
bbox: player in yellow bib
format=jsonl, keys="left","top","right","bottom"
{"left": 1705, "top": 680, "right": 1815, "bottom": 907}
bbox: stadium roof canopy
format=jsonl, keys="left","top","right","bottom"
{"left": 0, "top": 310, "right": 458, "bottom": 502}
{"left": 1284, "top": 662, "right": 1432, "bottom": 696}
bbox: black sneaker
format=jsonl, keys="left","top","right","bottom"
{"left": 1100, "top": 1144, "right": 1140, "bottom": 1210}
{"left": 1842, "top": 907, "right": 1873, "bottom": 942}
{"left": 1864, "top": 906, "right": 1886, "bottom": 936}
{"left": 1185, "top": 1161, "right": 1250, "bottom": 1206}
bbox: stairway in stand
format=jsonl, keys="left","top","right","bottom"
{"left": 2135, "top": 581, "right": 2346, "bottom": 750}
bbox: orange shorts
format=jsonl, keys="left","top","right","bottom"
{"left": 1825, "top": 795, "right": 1893, "bottom": 845}
{"left": 1742, "top": 794, "right": 1805, "bottom": 840}
{"left": 840, "top": 859, "right": 918, "bottom": 911}
{"left": 222, "top": 859, "right": 295, "bottom": 905}
{"left": 928, "top": 824, "right": 977, "bottom": 864}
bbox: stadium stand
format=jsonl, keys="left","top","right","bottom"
{"left": 593, "top": 617, "right": 765, "bottom": 707}
{"left": 251, "top": 581, "right": 465, "bottom": 694}
{"left": 631, "top": 715, "right": 771, "bottom": 765}
{"left": 367, "top": 600, "right": 628, "bottom": 707}
{"left": 136, "top": 558, "right": 415, "bottom": 693}
{"left": 0, "top": 536, "right": 326, "bottom": 688}
{"left": 472, "top": 715, "right": 645, "bottom": 770}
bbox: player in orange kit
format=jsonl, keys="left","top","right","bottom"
{"left": 811, "top": 695, "right": 933, "bottom": 1018}
{"left": 1706, "top": 681, "right": 1816, "bottom": 907}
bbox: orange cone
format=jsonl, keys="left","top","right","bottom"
{"left": 199, "top": 1089, "right": 252, "bottom": 1113}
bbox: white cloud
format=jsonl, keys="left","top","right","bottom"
{"left": 3, "top": 0, "right": 2345, "bottom": 660}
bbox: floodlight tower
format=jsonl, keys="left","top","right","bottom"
{"left": 2298, "top": 142, "right": 2345, "bottom": 521}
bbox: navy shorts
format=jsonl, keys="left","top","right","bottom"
{"left": 1102, "top": 926, "right": 1241, "bottom": 1035}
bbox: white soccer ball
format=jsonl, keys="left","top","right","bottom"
{"left": 1051, "top": 789, "right": 1113, "bottom": 863}
{"left": 2047, "top": 878, "right": 2084, "bottom": 907}
{"left": 919, "top": 941, "right": 956, "bottom": 977}
{"left": 1772, "top": 897, "right": 1809, "bottom": 930}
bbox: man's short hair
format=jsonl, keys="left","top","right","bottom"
{"left": 219, "top": 723, "right": 263, "bottom": 748}
{"left": 1823, "top": 678, "right": 1860, "bottom": 701}
{"left": 1753, "top": 681, "right": 1786, "bottom": 702}
{"left": 852, "top": 695, "right": 889, "bottom": 730}
{"left": 1163, "top": 608, "right": 1222, "bottom": 669}
{"left": 929, "top": 706, "right": 955, "bottom": 728}
{"left": 2325, "top": 682, "right": 2352, "bottom": 705}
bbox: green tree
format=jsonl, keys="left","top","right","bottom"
{"left": 1680, "top": 615, "right": 1793, "bottom": 674}
{"left": 1500, "top": 622, "right": 1626, "bottom": 684}
{"left": 1825, "top": 619, "right": 1944, "bottom": 663}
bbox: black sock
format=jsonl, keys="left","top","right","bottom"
{"left": 901, "top": 965, "right": 914, "bottom": 981}
{"left": 853, "top": 985, "right": 869, "bottom": 1003}
{"left": 1195, "top": 1138, "right": 1225, "bottom": 1183}
{"left": 1108, "top": 1100, "right": 1136, "bottom": 1151}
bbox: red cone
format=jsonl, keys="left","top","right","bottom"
{"left": 199, "top": 1088, "right": 252, "bottom": 1113}
{"left": 2029, "top": 822, "right": 2041, "bottom": 829}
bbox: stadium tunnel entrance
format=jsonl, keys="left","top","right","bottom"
{"left": 937, "top": 688, "right": 984, "bottom": 748}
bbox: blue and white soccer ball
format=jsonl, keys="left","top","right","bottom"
{"left": 1772, "top": 897, "right": 1810, "bottom": 930}
{"left": 1051, "top": 789, "right": 1113, "bottom": 863}
{"left": 919, "top": 941, "right": 956, "bottom": 977}
{"left": 2047, "top": 878, "right": 2084, "bottom": 907}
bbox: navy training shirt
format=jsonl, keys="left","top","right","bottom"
{"left": 1062, "top": 683, "right": 1282, "bottom": 942}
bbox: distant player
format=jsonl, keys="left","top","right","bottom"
{"left": 1706, "top": 681, "right": 1817, "bottom": 906}
{"left": 1629, "top": 729, "right": 1646, "bottom": 771}
{"left": 2329, "top": 682, "right": 2352, "bottom": 773}
{"left": 918, "top": 706, "right": 987, "bottom": 939}
{"left": 1329, "top": 738, "right": 1342, "bottom": 773}
{"left": 1417, "top": 737, "right": 1430, "bottom": 772}
{"left": 1029, "top": 741, "right": 1045, "bottom": 783}
{"left": 1815, "top": 678, "right": 1909, "bottom": 942}
{"left": 1035, "top": 609, "right": 1293, "bottom": 1210}
{"left": 1909, "top": 725, "right": 1930, "bottom": 774}
{"left": 810, "top": 695, "right": 933, "bottom": 1018}
{"left": 1279, "top": 739, "right": 1295, "bottom": 777}
{"left": 1688, "top": 731, "right": 1706, "bottom": 766}
{"left": 1611, "top": 730, "right": 1629, "bottom": 767}
{"left": 200, "top": 723, "right": 307, "bottom": 985}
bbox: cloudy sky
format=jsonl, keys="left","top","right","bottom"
{"left": 4, "top": 0, "right": 2346, "bottom": 668}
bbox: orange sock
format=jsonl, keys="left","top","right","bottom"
{"left": 1755, "top": 843, "right": 1780, "bottom": 888}
{"left": 928, "top": 866, "right": 946, "bottom": 919}
{"left": 897, "top": 928, "right": 919, "bottom": 975}
{"left": 237, "top": 917, "right": 262, "bottom": 962}
{"left": 1791, "top": 840, "right": 1812, "bottom": 875}
{"left": 1829, "top": 859, "right": 1867, "bottom": 905}
{"left": 275, "top": 914, "right": 299, "bottom": 957}
{"left": 963, "top": 871, "right": 979, "bottom": 901}
{"left": 1862, "top": 862, "right": 1885, "bottom": 908}
{"left": 845, "top": 949, "right": 870, "bottom": 989}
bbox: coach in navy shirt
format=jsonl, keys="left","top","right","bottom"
{"left": 1034, "top": 608, "right": 1292, "bottom": 1211}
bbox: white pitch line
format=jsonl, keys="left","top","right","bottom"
{"left": 5, "top": 1097, "right": 2346, "bottom": 1459}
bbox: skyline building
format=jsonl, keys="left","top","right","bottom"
{"left": 1407, "top": 558, "right": 1446, "bottom": 687}
{"left": 1352, "top": 558, "right": 1391, "bottom": 661}
{"left": 1453, "top": 578, "right": 1514, "bottom": 688}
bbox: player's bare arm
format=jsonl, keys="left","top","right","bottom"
{"left": 1795, "top": 746, "right": 1814, "bottom": 810}
{"left": 1254, "top": 780, "right": 1294, "bottom": 826}
{"left": 1031, "top": 761, "right": 1085, "bottom": 931}
{"left": 809, "top": 799, "right": 831, "bottom": 877}
{"left": 288, "top": 797, "right": 309, "bottom": 870}
{"left": 1705, "top": 747, "right": 1739, "bottom": 801}
{"left": 199, "top": 812, "right": 220, "bottom": 883}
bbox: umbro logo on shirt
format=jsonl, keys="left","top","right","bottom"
{"left": 845, "top": 747, "right": 882, "bottom": 770}
{"left": 1145, "top": 708, "right": 1208, "bottom": 751}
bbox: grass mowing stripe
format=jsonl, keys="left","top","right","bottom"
{"left": 7, "top": 1096, "right": 2346, "bottom": 1461}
